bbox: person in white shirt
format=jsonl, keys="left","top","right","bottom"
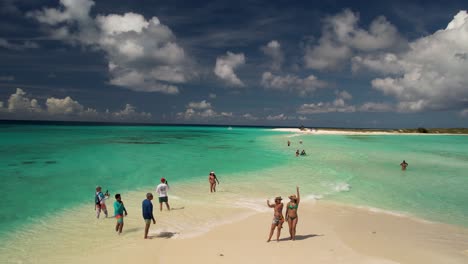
{"left": 156, "top": 178, "right": 170, "bottom": 211}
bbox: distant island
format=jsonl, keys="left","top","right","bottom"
{"left": 272, "top": 127, "right": 468, "bottom": 135}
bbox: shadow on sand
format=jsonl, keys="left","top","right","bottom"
{"left": 152, "top": 231, "right": 179, "bottom": 239}
{"left": 278, "top": 234, "right": 323, "bottom": 241}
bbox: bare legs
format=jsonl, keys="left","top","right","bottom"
{"left": 144, "top": 222, "right": 150, "bottom": 239}
{"left": 159, "top": 202, "right": 170, "bottom": 211}
{"left": 267, "top": 224, "right": 281, "bottom": 242}
{"left": 287, "top": 217, "right": 299, "bottom": 240}
{"left": 210, "top": 183, "right": 216, "bottom": 192}
{"left": 96, "top": 205, "right": 108, "bottom": 218}
{"left": 115, "top": 222, "right": 124, "bottom": 234}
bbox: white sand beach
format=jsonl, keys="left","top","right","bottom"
{"left": 67, "top": 201, "right": 468, "bottom": 264}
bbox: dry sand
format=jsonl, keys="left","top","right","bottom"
{"left": 70, "top": 201, "right": 468, "bottom": 264}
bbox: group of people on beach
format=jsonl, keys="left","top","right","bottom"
{"left": 267, "top": 186, "right": 300, "bottom": 242}
{"left": 94, "top": 171, "right": 220, "bottom": 238}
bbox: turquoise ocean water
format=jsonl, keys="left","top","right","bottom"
{"left": 1, "top": 124, "right": 468, "bottom": 244}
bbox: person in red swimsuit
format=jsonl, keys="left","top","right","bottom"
{"left": 208, "top": 171, "right": 220, "bottom": 193}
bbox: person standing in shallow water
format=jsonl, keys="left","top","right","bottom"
{"left": 266, "top": 196, "right": 284, "bottom": 242}
{"left": 142, "top": 193, "right": 156, "bottom": 239}
{"left": 400, "top": 160, "right": 409, "bottom": 170}
{"left": 156, "top": 178, "right": 170, "bottom": 211}
{"left": 285, "top": 186, "right": 300, "bottom": 240}
{"left": 114, "top": 193, "right": 128, "bottom": 235}
{"left": 208, "top": 171, "right": 220, "bottom": 192}
{"left": 95, "top": 186, "right": 109, "bottom": 218}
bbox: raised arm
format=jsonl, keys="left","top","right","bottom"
{"left": 267, "top": 200, "right": 274, "bottom": 208}
{"left": 296, "top": 186, "right": 300, "bottom": 205}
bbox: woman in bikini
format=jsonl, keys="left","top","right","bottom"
{"left": 266, "top": 196, "right": 284, "bottom": 242}
{"left": 208, "top": 171, "right": 220, "bottom": 193}
{"left": 285, "top": 186, "right": 300, "bottom": 240}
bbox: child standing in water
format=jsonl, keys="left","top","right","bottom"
{"left": 114, "top": 194, "right": 128, "bottom": 234}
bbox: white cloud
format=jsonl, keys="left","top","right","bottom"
{"left": 177, "top": 100, "right": 234, "bottom": 120}
{"left": 304, "top": 9, "right": 406, "bottom": 71}
{"left": 261, "top": 71, "right": 327, "bottom": 96}
{"left": 209, "top": 93, "right": 217, "bottom": 99}
{"left": 242, "top": 113, "right": 258, "bottom": 120}
{"left": 113, "top": 104, "right": 152, "bottom": 119}
{"left": 8, "top": 88, "right": 42, "bottom": 113}
{"left": 297, "top": 90, "right": 356, "bottom": 114}
{"left": 214, "top": 51, "right": 246, "bottom": 87}
{"left": 187, "top": 100, "right": 212, "bottom": 110}
{"left": 46, "top": 96, "right": 84, "bottom": 114}
{"left": 29, "top": 0, "right": 193, "bottom": 94}
{"left": 364, "top": 10, "right": 468, "bottom": 112}
{"left": 266, "top": 114, "right": 288, "bottom": 120}
{"left": 358, "top": 102, "right": 393, "bottom": 112}
{"left": 0, "top": 38, "right": 39, "bottom": 50}
{"left": 261, "top": 40, "right": 284, "bottom": 71}
{"left": 0, "top": 88, "right": 151, "bottom": 121}
{"left": 0, "top": 75, "right": 15, "bottom": 81}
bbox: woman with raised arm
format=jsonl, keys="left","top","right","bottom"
{"left": 266, "top": 196, "right": 284, "bottom": 242}
{"left": 285, "top": 186, "right": 300, "bottom": 240}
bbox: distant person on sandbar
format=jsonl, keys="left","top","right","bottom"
{"left": 114, "top": 193, "right": 128, "bottom": 235}
{"left": 295, "top": 150, "right": 300, "bottom": 157}
{"left": 266, "top": 196, "right": 284, "bottom": 242}
{"left": 156, "top": 178, "right": 170, "bottom": 211}
{"left": 285, "top": 186, "right": 300, "bottom": 240}
{"left": 300, "top": 150, "right": 306, "bottom": 156}
{"left": 209, "top": 171, "right": 220, "bottom": 192}
{"left": 142, "top": 193, "right": 156, "bottom": 239}
{"left": 95, "top": 186, "right": 109, "bottom": 218}
{"left": 287, "top": 140, "right": 291, "bottom": 146}
{"left": 400, "top": 160, "right": 408, "bottom": 171}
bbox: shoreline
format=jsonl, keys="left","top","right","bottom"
{"left": 67, "top": 200, "right": 468, "bottom": 264}
{"left": 3, "top": 195, "right": 468, "bottom": 264}
{"left": 271, "top": 127, "right": 468, "bottom": 135}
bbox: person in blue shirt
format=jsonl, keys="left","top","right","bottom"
{"left": 114, "top": 193, "right": 128, "bottom": 235}
{"left": 142, "top": 193, "right": 156, "bottom": 239}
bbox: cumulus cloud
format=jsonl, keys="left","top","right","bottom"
{"left": 0, "top": 88, "right": 151, "bottom": 121}
{"left": 0, "top": 38, "right": 39, "bottom": 50}
{"left": 297, "top": 90, "right": 356, "bottom": 114}
{"left": 187, "top": 100, "right": 212, "bottom": 110}
{"left": 358, "top": 102, "right": 393, "bottom": 112}
{"left": 8, "top": 88, "right": 42, "bottom": 113}
{"left": 261, "top": 40, "right": 284, "bottom": 71}
{"left": 46, "top": 96, "right": 84, "bottom": 114}
{"left": 113, "top": 104, "right": 152, "bottom": 120}
{"left": 242, "top": 113, "right": 258, "bottom": 120}
{"left": 28, "top": 0, "right": 194, "bottom": 94}
{"left": 214, "top": 51, "right": 246, "bottom": 87}
{"left": 177, "top": 100, "right": 234, "bottom": 120}
{"left": 356, "top": 11, "right": 468, "bottom": 112}
{"left": 266, "top": 114, "right": 288, "bottom": 120}
{"left": 304, "top": 9, "right": 406, "bottom": 71}
{"left": 261, "top": 72, "right": 327, "bottom": 96}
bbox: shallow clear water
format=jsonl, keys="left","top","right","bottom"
{"left": 1, "top": 124, "right": 468, "bottom": 262}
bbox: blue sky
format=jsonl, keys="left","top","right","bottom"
{"left": 0, "top": 0, "right": 467, "bottom": 127}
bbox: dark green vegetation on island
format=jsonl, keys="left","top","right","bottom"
{"left": 311, "top": 127, "right": 468, "bottom": 134}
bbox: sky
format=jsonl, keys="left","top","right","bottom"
{"left": 0, "top": 0, "right": 467, "bottom": 128}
